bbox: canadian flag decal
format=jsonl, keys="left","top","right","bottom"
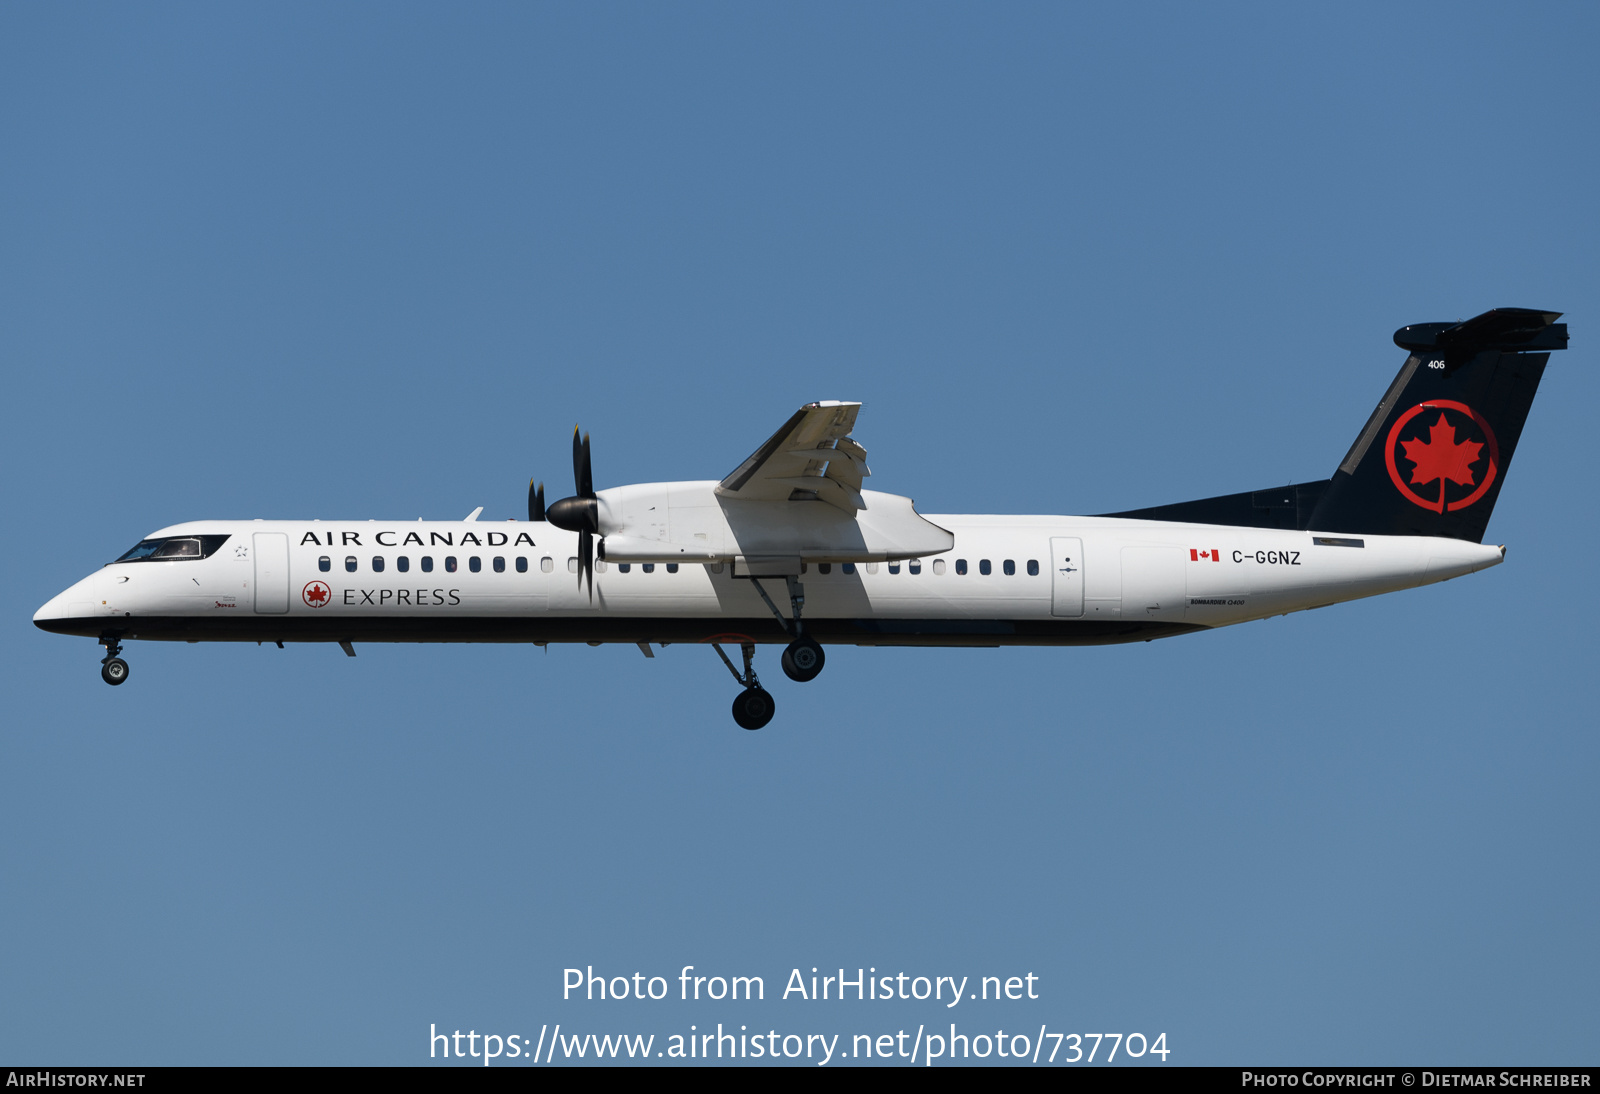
{"left": 1190, "top": 548, "right": 1220, "bottom": 562}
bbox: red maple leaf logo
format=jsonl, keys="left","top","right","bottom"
{"left": 1385, "top": 400, "right": 1500, "bottom": 514}
{"left": 1400, "top": 412, "right": 1483, "bottom": 490}
{"left": 303, "top": 581, "right": 330, "bottom": 607}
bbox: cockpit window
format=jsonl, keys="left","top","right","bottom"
{"left": 113, "top": 534, "right": 231, "bottom": 564}
{"left": 153, "top": 539, "right": 202, "bottom": 559}
{"left": 116, "top": 541, "right": 165, "bottom": 562}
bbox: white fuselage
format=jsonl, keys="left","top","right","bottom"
{"left": 34, "top": 515, "right": 1503, "bottom": 649}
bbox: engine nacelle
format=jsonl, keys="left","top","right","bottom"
{"left": 593, "top": 481, "right": 953, "bottom": 567}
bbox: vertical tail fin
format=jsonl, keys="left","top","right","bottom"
{"left": 1307, "top": 308, "right": 1567, "bottom": 543}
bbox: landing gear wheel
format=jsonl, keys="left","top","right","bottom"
{"left": 101, "top": 658, "right": 129, "bottom": 686}
{"left": 731, "top": 687, "right": 775, "bottom": 730}
{"left": 781, "top": 637, "right": 826, "bottom": 682}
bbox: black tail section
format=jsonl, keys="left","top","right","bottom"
{"left": 1103, "top": 308, "right": 1568, "bottom": 543}
{"left": 1308, "top": 308, "right": 1565, "bottom": 542}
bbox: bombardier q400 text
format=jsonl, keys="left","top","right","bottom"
{"left": 35, "top": 308, "right": 1570, "bottom": 728}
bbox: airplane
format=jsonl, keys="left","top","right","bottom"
{"left": 34, "top": 307, "right": 1568, "bottom": 729}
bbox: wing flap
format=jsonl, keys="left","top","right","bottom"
{"left": 717, "top": 401, "right": 866, "bottom": 511}
{"left": 768, "top": 476, "right": 867, "bottom": 511}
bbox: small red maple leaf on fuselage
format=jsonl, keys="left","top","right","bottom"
{"left": 1401, "top": 412, "right": 1483, "bottom": 490}
{"left": 306, "top": 585, "right": 328, "bottom": 604}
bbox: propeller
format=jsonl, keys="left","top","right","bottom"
{"left": 546, "top": 426, "right": 599, "bottom": 596}
{"left": 528, "top": 480, "right": 545, "bottom": 522}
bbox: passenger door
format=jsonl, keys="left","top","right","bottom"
{"left": 253, "top": 532, "right": 290, "bottom": 613}
{"left": 1050, "top": 537, "right": 1084, "bottom": 617}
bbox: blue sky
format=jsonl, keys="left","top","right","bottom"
{"left": 2, "top": 2, "right": 1595, "bottom": 1066}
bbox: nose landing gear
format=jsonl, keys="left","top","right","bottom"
{"left": 99, "top": 633, "right": 129, "bottom": 686}
{"left": 713, "top": 641, "right": 775, "bottom": 730}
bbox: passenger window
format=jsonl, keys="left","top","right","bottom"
{"left": 446, "top": 556, "right": 459, "bottom": 573}
{"left": 888, "top": 562, "right": 900, "bottom": 574}
{"left": 711, "top": 562, "right": 725, "bottom": 574}
{"left": 979, "top": 559, "right": 992, "bottom": 575}
{"left": 422, "top": 556, "right": 434, "bottom": 573}
{"left": 567, "top": 557, "right": 577, "bottom": 573}
{"left": 1027, "top": 559, "right": 1039, "bottom": 576}
{"left": 642, "top": 563, "right": 655, "bottom": 573}
{"left": 618, "top": 563, "right": 631, "bottom": 573}
{"left": 493, "top": 556, "right": 505, "bottom": 573}
{"left": 595, "top": 560, "right": 607, "bottom": 573}
{"left": 955, "top": 559, "right": 967, "bottom": 575}
{"left": 842, "top": 562, "right": 856, "bottom": 575}
{"left": 541, "top": 557, "right": 553, "bottom": 573}
{"left": 345, "top": 556, "right": 357, "bottom": 573}
{"left": 666, "top": 563, "right": 678, "bottom": 573}
{"left": 1003, "top": 559, "right": 1015, "bottom": 576}
{"left": 372, "top": 556, "right": 385, "bottom": 573}
{"left": 397, "top": 556, "right": 410, "bottom": 573}
{"left": 866, "top": 562, "right": 879, "bottom": 574}
{"left": 318, "top": 556, "right": 331, "bottom": 573}
{"left": 516, "top": 557, "right": 528, "bottom": 573}
{"left": 933, "top": 559, "right": 946, "bottom": 575}
{"left": 818, "top": 563, "right": 832, "bottom": 575}
{"left": 909, "top": 560, "right": 921, "bottom": 575}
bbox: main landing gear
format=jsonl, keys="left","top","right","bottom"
{"left": 781, "top": 635, "right": 825, "bottom": 682}
{"left": 711, "top": 574, "right": 829, "bottom": 729}
{"left": 749, "top": 574, "right": 828, "bottom": 684}
{"left": 99, "top": 633, "right": 129, "bottom": 686}
{"left": 714, "top": 642, "right": 775, "bottom": 730}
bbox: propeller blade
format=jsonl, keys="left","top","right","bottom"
{"left": 573, "top": 426, "right": 594, "bottom": 498}
{"left": 528, "top": 480, "right": 545, "bottom": 522}
{"left": 555, "top": 426, "right": 598, "bottom": 597}
{"left": 578, "top": 529, "right": 594, "bottom": 598}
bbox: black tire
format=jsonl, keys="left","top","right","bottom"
{"left": 101, "top": 657, "right": 129, "bottom": 686}
{"left": 781, "top": 637, "right": 825, "bottom": 682}
{"left": 731, "top": 686, "right": 775, "bottom": 730}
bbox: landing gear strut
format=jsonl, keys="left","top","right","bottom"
{"left": 750, "top": 575, "right": 827, "bottom": 684}
{"left": 713, "top": 642, "right": 775, "bottom": 730}
{"left": 99, "top": 633, "right": 129, "bottom": 686}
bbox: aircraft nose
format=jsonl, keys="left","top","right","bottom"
{"left": 34, "top": 589, "right": 75, "bottom": 630}
{"left": 34, "top": 575, "right": 100, "bottom": 633}
{"left": 33, "top": 592, "right": 67, "bottom": 624}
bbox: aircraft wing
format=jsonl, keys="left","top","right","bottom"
{"left": 715, "top": 401, "right": 872, "bottom": 512}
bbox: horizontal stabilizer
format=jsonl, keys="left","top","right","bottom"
{"left": 1394, "top": 308, "right": 1567, "bottom": 358}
